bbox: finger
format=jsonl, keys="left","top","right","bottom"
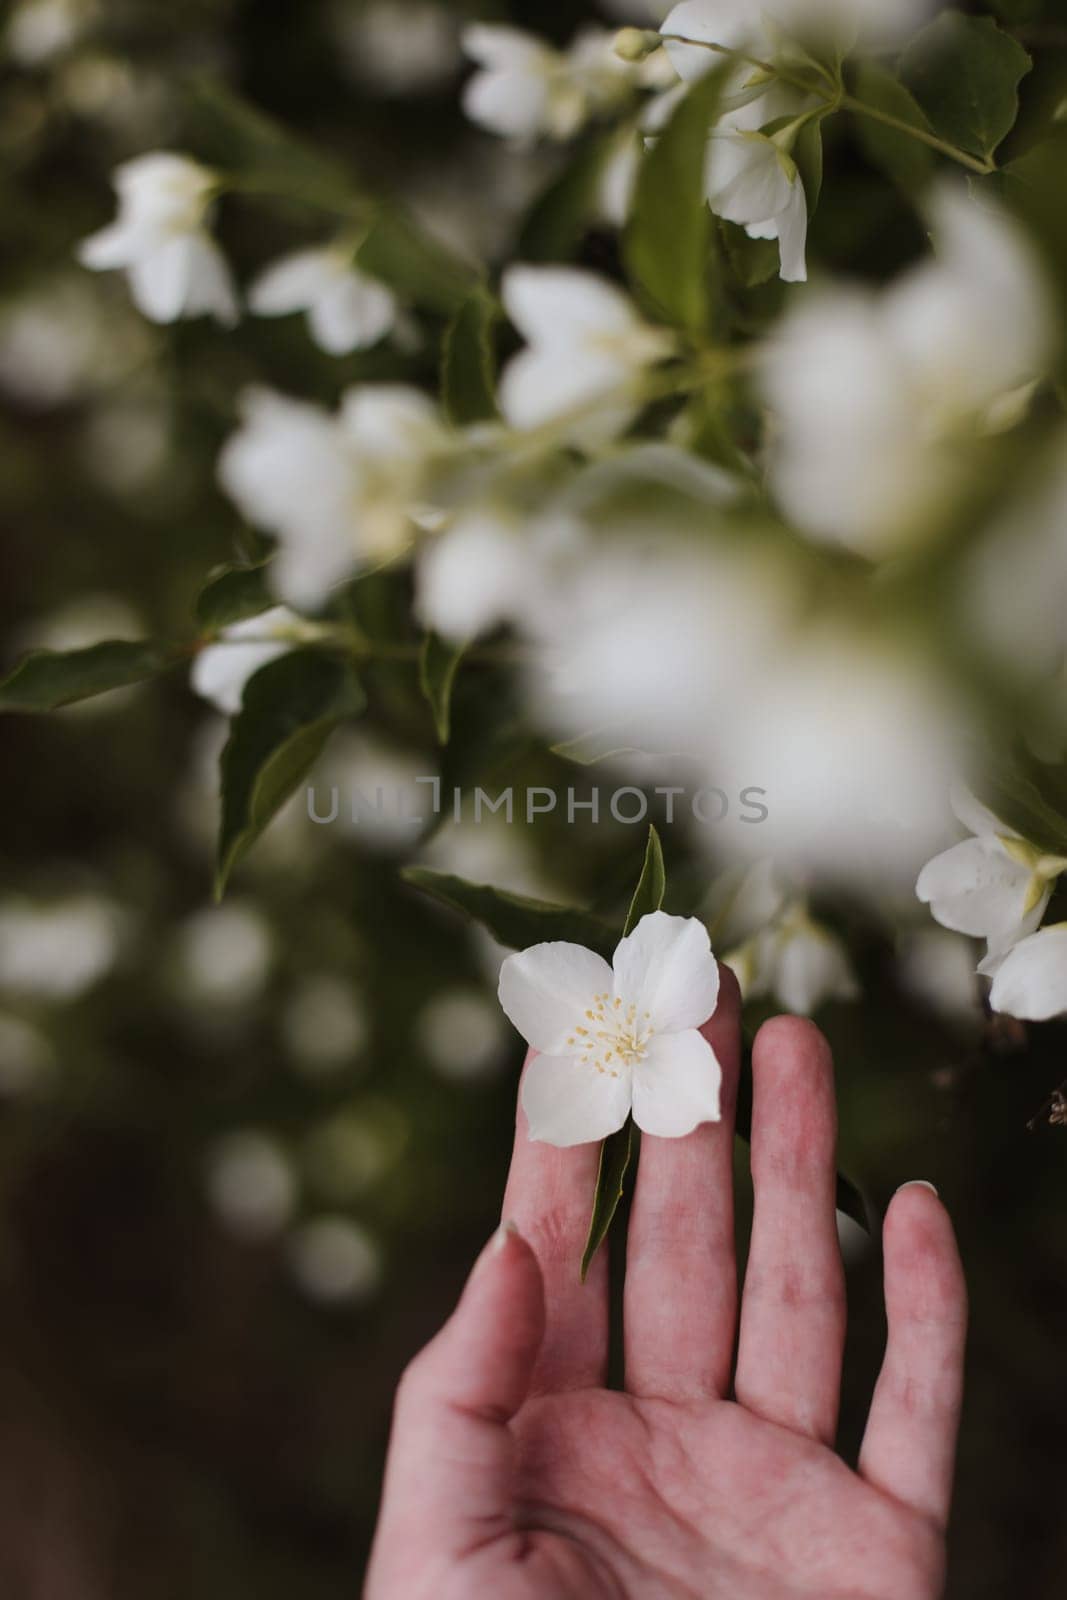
{"left": 624, "top": 963, "right": 741, "bottom": 1399}
{"left": 859, "top": 1183, "right": 967, "bottom": 1531}
{"left": 365, "top": 1224, "right": 544, "bottom": 1594}
{"left": 735, "top": 1015, "right": 846, "bottom": 1443}
{"left": 501, "top": 1052, "right": 609, "bottom": 1392}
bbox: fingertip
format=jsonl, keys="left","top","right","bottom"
{"left": 753, "top": 1012, "right": 832, "bottom": 1070}
{"left": 715, "top": 960, "right": 742, "bottom": 1017}
{"left": 883, "top": 1183, "right": 967, "bottom": 1320}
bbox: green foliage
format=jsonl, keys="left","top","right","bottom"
{"left": 901, "top": 10, "right": 1032, "bottom": 163}
{"left": 418, "top": 632, "right": 465, "bottom": 744}
{"left": 624, "top": 824, "right": 666, "bottom": 935}
{"left": 402, "top": 868, "right": 617, "bottom": 959}
{"left": 0, "top": 641, "right": 170, "bottom": 711}
{"left": 793, "top": 114, "right": 826, "bottom": 210}
{"left": 355, "top": 210, "right": 480, "bottom": 315}
{"left": 440, "top": 290, "right": 499, "bottom": 425}
{"left": 216, "top": 651, "right": 365, "bottom": 896}
{"left": 518, "top": 131, "right": 621, "bottom": 262}
{"left": 195, "top": 564, "right": 275, "bottom": 632}
{"left": 186, "top": 77, "right": 359, "bottom": 212}
{"left": 580, "top": 1121, "right": 633, "bottom": 1281}
{"left": 624, "top": 66, "right": 726, "bottom": 334}
{"left": 849, "top": 62, "right": 935, "bottom": 189}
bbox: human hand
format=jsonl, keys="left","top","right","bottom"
{"left": 366, "top": 970, "right": 967, "bottom": 1599}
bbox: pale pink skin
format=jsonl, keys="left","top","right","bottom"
{"left": 366, "top": 970, "right": 967, "bottom": 1600}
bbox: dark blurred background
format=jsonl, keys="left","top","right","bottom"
{"left": 0, "top": 1, "right": 1065, "bottom": 1595}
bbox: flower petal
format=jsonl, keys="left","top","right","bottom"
{"left": 989, "top": 925, "right": 1067, "bottom": 1020}
{"left": 773, "top": 174, "right": 808, "bottom": 284}
{"left": 612, "top": 911, "right": 719, "bottom": 1033}
{"left": 502, "top": 265, "right": 640, "bottom": 349}
{"left": 248, "top": 250, "right": 338, "bottom": 316}
{"left": 916, "top": 838, "right": 1032, "bottom": 941}
{"left": 498, "top": 941, "right": 615, "bottom": 1055}
{"left": 631, "top": 1028, "right": 721, "bottom": 1137}
{"left": 520, "top": 1051, "right": 632, "bottom": 1147}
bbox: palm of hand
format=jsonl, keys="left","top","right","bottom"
{"left": 368, "top": 986, "right": 965, "bottom": 1600}
{"left": 483, "top": 1389, "right": 942, "bottom": 1600}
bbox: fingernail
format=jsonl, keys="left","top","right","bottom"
{"left": 493, "top": 1218, "right": 521, "bottom": 1252}
{"left": 897, "top": 1179, "right": 939, "bottom": 1197}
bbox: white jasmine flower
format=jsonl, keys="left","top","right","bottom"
{"left": 190, "top": 606, "right": 313, "bottom": 716}
{"left": 662, "top": 0, "right": 929, "bottom": 77}
{"left": 499, "top": 266, "right": 673, "bottom": 444}
{"left": 78, "top": 153, "right": 238, "bottom": 326}
{"left": 217, "top": 384, "right": 448, "bottom": 609}
{"left": 705, "top": 119, "right": 809, "bottom": 282}
{"left": 762, "top": 188, "right": 1053, "bottom": 554}
{"left": 988, "top": 924, "right": 1067, "bottom": 1021}
{"left": 174, "top": 904, "right": 274, "bottom": 1008}
{"left": 462, "top": 23, "right": 635, "bottom": 144}
{"left": 415, "top": 506, "right": 586, "bottom": 642}
{"left": 916, "top": 787, "right": 1066, "bottom": 969}
{"left": 248, "top": 248, "right": 399, "bottom": 356}
{"left": 498, "top": 911, "right": 721, "bottom": 1146}
{"left": 731, "top": 904, "right": 858, "bottom": 1015}
{"left": 0, "top": 896, "right": 122, "bottom": 1000}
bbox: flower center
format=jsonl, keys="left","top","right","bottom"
{"left": 567, "top": 992, "right": 654, "bottom": 1077}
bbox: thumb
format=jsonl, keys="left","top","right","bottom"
{"left": 365, "top": 1222, "right": 545, "bottom": 1594}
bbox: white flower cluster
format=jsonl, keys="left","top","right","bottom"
{"left": 917, "top": 788, "right": 1067, "bottom": 1022}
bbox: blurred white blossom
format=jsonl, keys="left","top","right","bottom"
{"left": 6, "top": 0, "right": 91, "bottom": 66}
{"left": 314, "top": 729, "right": 435, "bottom": 851}
{"left": 415, "top": 506, "right": 586, "bottom": 643}
{"left": 283, "top": 976, "right": 368, "bottom": 1075}
{"left": 174, "top": 904, "right": 274, "bottom": 1008}
{"left": 762, "top": 188, "right": 1053, "bottom": 555}
{"left": 288, "top": 1216, "right": 383, "bottom": 1303}
{"left": 248, "top": 248, "right": 400, "bottom": 355}
{"left": 218, "top": 385, "right": 449, "bottom": 609}
{"left": 206, "top": 1131, "right": 296, "bottom": 1240}
{"left": 988, "top": 925, "right": 1067, "bottom": 1021}
{"left": 730, "top": 902, "right": 858, "bottom": 1015}
{"left": 462, "top": 23, "right": 636, "bottom": 144}
{"left": 0, "top": 277, "right": 151, "bottom": 410}
{"left": 416, "top": 987, "right": 508, "bottom": 1080}
{"left": 916, "top": 787, "right": 1065, "bottom": 974}
{"left": 333, "top": 0, "right": 460, "bottom": 94}
{"left": 190, "top": 607, "right": 308, "bottom": 716}
{"left": 499, "top": 265, "right": 674, "bottom": 447}
{"left": 897, "top": 928, "right": 981, "bottom": 1025}
{"left": 0, "top": 896, "right": 123, "bottom": 1000}
{"left": 78, "top": 153, "right": 238, "bottom": 326}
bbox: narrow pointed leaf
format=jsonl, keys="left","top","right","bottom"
{"left": 441, "top": 291, "right": 499, "bottom": 425}
{"left": 402, "top": 867, "right": 617, "bottom": 960}
{"left": 195, "top": 563, "right": 275, "bottom": 632}
{"left": 0, "top": 641, "right": 170, "bottom": 712}
{"left": 419, "top": 632, "right": 465, "bottom": 744}
{"left": 581, "top": 1121, "right": 634, "bottom": 1282}
{"left": 624, "top": 825, "right": 666, "bottom": 935}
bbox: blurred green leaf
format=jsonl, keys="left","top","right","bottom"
{"left": 581, "top": 1120, "right": 633, "bottom": 1282}
{"left": 186, "top": 77, "right": 359, "bottom": 211}
{"left": 981, "top": 759, "right": 1067, "bottom": 857}
{"left": 419, "top": 633, "right": 465, "bottom": 744}
{"left": 441, "top": 291, "right": 499, "bottom": 425}
{"left": 355, "top": 211, "right": 480, "bottom": 315}
{"left": 217, "top": 651, "right": 365, "bottom": 896}
{"left": 402, "top": 868, "right": 617, "bottom": 959}
{"left": 0, "top": 642, "right": 170, "bottom": 712}
{"left": 518, "top": 131, "right": 620, "bottom": 261}
{"left": 793, "top": 114, "right": 825, "bottom": 210}
{"left": 624, "top": 825, "right": 666, "bottom": 935}
{"left": 849, "top": 62, "right": 935, "bottom": 189}
{"left": 624, "top": 65, "right": 726, "bottom": 333}
{"left": 1003, "top": 128, "right": 1067, "bottom": 342}
{"left": 195, "top": 564, "right": 275, "bottom": 632}
{"left": 901, "top": 10, "right": 1032, "bottom": 161}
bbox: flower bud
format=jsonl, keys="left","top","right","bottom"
{"left": 613, "top": 27, "right": 660, "bottom": 63}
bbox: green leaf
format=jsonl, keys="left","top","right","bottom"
{"left": 720, "top": 220, "right": 781, "bottom": 288}
{"left": 901, "top": 10, "right": 1032, "bottom": 162}
{"left": 518, "top": 131, "right": 620, "bottom": 262}
{"left": 419, "top": 632, "right": 465, "bottom": 744}
{"left": 980, "top": 762, "right": 1067, "bottom": 858}
{"left": 849, "top": 61, "right": 935, "bottom": 189}
{"left": 186, "top": 77, "right": 358, "bottom": 211}
{"left": 0, "top": 641, "right": 169, "bottom": 712}
{"left": 624, "top": 64, "right": 726, "bottom": 333}
{"left": 793, "top": 115, "right": 825, "bottom": 210}
{"left": 216, "top": 651, "right": 364, "bottom": 896}
{"left": 1003, "top": 129, "right": 1067, "bottom": 342}
{"left": 402, "top": 868, "right": 617, "bottom": 960}
{"left": 581, "top": 1121, "right": 634, "bottom": 1282}
{"left": 195, "top": 564, "right": 275, "bottom": 632}
{"left": 441, "top": 291, "right": 499, "bottom": 426}
{"left": 624, "top": 826, "right": 666, "bottom": 936}
{"left": 355, "top": 211, "right": 480, "bottom": 315}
